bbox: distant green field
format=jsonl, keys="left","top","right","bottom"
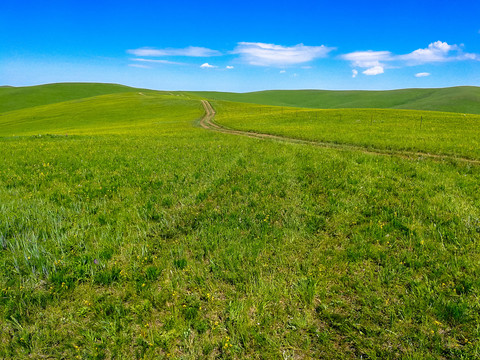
{"left": 195, "top": 86, "right": 480, "bottom": 114}
{"left": 4, "top": 82, "right": 480, "bottom": 114}
{"left": 1, "top": 83, "right": 480, "bottom": 359}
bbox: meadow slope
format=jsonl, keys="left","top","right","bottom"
{"left": 0, "top": 92, "right": 202, "bottom": 136}
{"left": 0, "top": 83, "right": 157, "bottom": 113}
{"left": 1, "top": 84, "right": 479, "bottom": 359}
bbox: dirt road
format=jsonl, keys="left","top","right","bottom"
{"left": 199, "top": 100, "right": 480, "bottom": 165}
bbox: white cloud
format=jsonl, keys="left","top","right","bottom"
{"left": 362, "top": 66, "right": 384, "bottom": 76}
{"left": 127, "top": 46, "right": 221, "bottom": 57}
{"left": 415, "top": 72, "right": 431, "bottom": 77}
{"left": 462, "top": 53, "right": 479, "bottom": 60}
{"left": 399, "top": 41, "right": 459, "bottom": 64}
{"left": 200, "top": 63, "right": 216, "bottom": 68}
{"left": 399, "top": 41, "right": 478, "bottom": 63}
{"left": 128, "top": 64, "right": 150, "bottom": 69}
{"left": 342, "top": 41, "right": 479, "bottom": 75}
{"left": 226, "top": 65, "right": 234, "bottom": 69}
{"left": 280, "top": 70, "right": 286, "bottom": 73}
{"left": 352, "top": 69, "right": 358, "bottom": 78}
{"left": 131, "top": 58, "right": 186, "bottom": 65}
{"left": 233, "top": 42, "right": 335, "bottom": 66}
{"left": 341, "top": 50, "right": 392, "bottom": 68}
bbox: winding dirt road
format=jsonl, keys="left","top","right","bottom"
{"left": 200, "top": 100, "right": 480, "bottom": 165}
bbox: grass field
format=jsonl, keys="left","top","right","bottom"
{"left": 1, "top": 84, "right": 480, "bottom": 359}
{"left": 212, "top": 101, "right": 480, "bottom": 160}
{"left": 0, "top": 92, "right": 202, "bottom": 136}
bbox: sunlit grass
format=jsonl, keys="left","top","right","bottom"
{"left": 213, "top": 100, "right": 480, "bottom": 159}
{"left": 1, "top": 88, "right": 479, "bottom": 359}
{"left": 0, "top": 92, "right": 202, "bottom": 136}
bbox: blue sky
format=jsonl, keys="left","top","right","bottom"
{"left": 1, "top": 0, "right": 479, "bottom": 91}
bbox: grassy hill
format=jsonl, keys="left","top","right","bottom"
{"left": 194, "top": 86, "right": 480, "bottom": 114}
{"left": 0, "top": 82, "right": 154, "bottom": 113}
{"left": 2, "top": 83, "right": 480, "bottom": 115}
{"left": 0, "top": 92, "right": 202, "bottom": 136}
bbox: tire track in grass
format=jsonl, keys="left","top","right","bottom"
{"left": 200, "top": 100, "right": 480, "bottom": 165}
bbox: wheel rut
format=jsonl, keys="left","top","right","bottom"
{"left": 200, "top": 100, "right": 480, "bottom": 165}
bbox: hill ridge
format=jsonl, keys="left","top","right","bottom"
{"left": 193, "top": 86, "right": 480, "bottom": 114}
{"left": 2, "top": 83, "right": 480, "bottom": 115}
{"left": 0, "top": 82, "right": 156, "bottom": 113}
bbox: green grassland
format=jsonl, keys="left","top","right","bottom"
{"left": 1, "top": 84, "right": 480, "bottom": 359}
{"left": 212, "top": 101, "right": 480, "bottom": 160}
{"left": 0, "top": 92, "right": 202, "bottom": 136}
{"left": 194, "top": 86, "right": 480, "bottom": 114}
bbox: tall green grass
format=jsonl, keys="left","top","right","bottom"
{"left": 1, "top": 86, "right": 479, "bottom": 359}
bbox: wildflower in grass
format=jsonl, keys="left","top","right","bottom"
{"left": 223, "top": 336, "right": 233, "bottom": 349}
{"left": 94, "top": 259, "right": 98, "bottom": 264}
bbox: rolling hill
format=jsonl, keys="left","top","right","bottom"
{"left": 0, "top": 82, "right": 154, "bottom": 113}
{"left": 0, "top": 92, "right": 202, "bottom": 136}
{"left": 193, "top": 86, "right": 480, "bottom": 114}
{"left": 2, "top": 83, "right": 480, "bottom": 115}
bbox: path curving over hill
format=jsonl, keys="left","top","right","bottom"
{"left": 200, "top": 100, "right": 480, "bottom": 165}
